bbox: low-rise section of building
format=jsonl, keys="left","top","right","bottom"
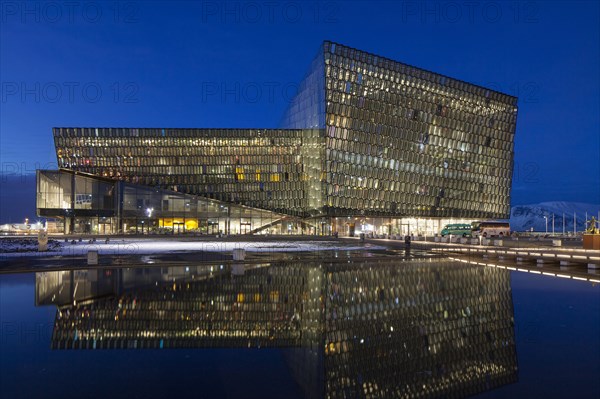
{"left": 37, "top": 169, "right": 291, "bottom": 235}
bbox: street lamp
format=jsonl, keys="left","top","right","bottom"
{"left": 543, "top": 216, "right": 548, "bottom": 234}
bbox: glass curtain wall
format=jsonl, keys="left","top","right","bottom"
{"left": 37, "top": 170, "right": 291, "bottom": 235}
{"left": 321, "top": 41, "right": 517, "bottom": 219}
{"left": 54, "top": 128, "right": 311, "bottom": 217}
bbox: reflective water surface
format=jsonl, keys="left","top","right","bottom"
{"left": 1, "top": 259, "right": 598, "bottom": 399}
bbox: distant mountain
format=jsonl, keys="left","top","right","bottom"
{"left": 510, "top": 202, "right": 600, "bottom": 233}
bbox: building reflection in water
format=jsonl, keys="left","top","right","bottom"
{"left": 36, "top": 259, "right": 518, "bottom": 398}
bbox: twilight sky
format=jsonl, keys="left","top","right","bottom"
{"left": 1, "top": 0, "right": 599, "bottom": 218}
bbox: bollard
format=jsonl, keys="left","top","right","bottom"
{"left": 232, "top": 264, "right": 246, "bottom": 275}
{"left": 87, "top": 250, "right": 98, "bottom": 265}
{"left": 232, "top": 248, "right": 245, "bottom": 261}
{"left": 38, "top": 230, "right": 48, "bottom": 252}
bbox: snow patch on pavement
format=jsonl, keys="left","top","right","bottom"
{"left": 0, "top": 239, "right": 385, "bottom": 258}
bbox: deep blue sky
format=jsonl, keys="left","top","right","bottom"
{"left": 1, "top": 1, "right": 599, "bottom": 213}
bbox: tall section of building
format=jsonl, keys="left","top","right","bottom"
{"left": 283, "top": 41, "right": 518, "bottom": 220}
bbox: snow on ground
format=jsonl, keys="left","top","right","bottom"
{"left": 0, "top": 238, "right": 385, "bottom": 257}
{"left": 0, "top": 238, "right": 62, "bottom": 253}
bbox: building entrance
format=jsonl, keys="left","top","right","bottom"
{"left": 240, "top": 222, "right": 251, "bottom": 234}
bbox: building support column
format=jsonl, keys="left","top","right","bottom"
{"left": 70, "top": 172, "right": 76, "bottom": 234}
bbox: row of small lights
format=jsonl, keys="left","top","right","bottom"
{"left": 442, "top": 245, "right": 600, "bottom": 257}
{"left": 448, "top": 257, "right": 600, "bottom": 284}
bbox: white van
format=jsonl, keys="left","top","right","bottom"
{"left": 471, "top": 221, "right": 510, "bottom": 238}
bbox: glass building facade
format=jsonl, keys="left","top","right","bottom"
{"left": 40, "top": 41, "right": 517, "bottom": 235}
{"left": 37, "top": 169, "right": 291, "bottom": 235}
{"left": 283, "top": 42, "right": 517, "bottom": 221}
{"left": 53, "top": 128, "right": 312, "bottom": 216}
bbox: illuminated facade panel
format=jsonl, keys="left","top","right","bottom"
{"left": 53, "top": 128, "right": 312, "bottom": 216}
{"left": 283, "top": 41, "right": 517, "bottom": 219}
